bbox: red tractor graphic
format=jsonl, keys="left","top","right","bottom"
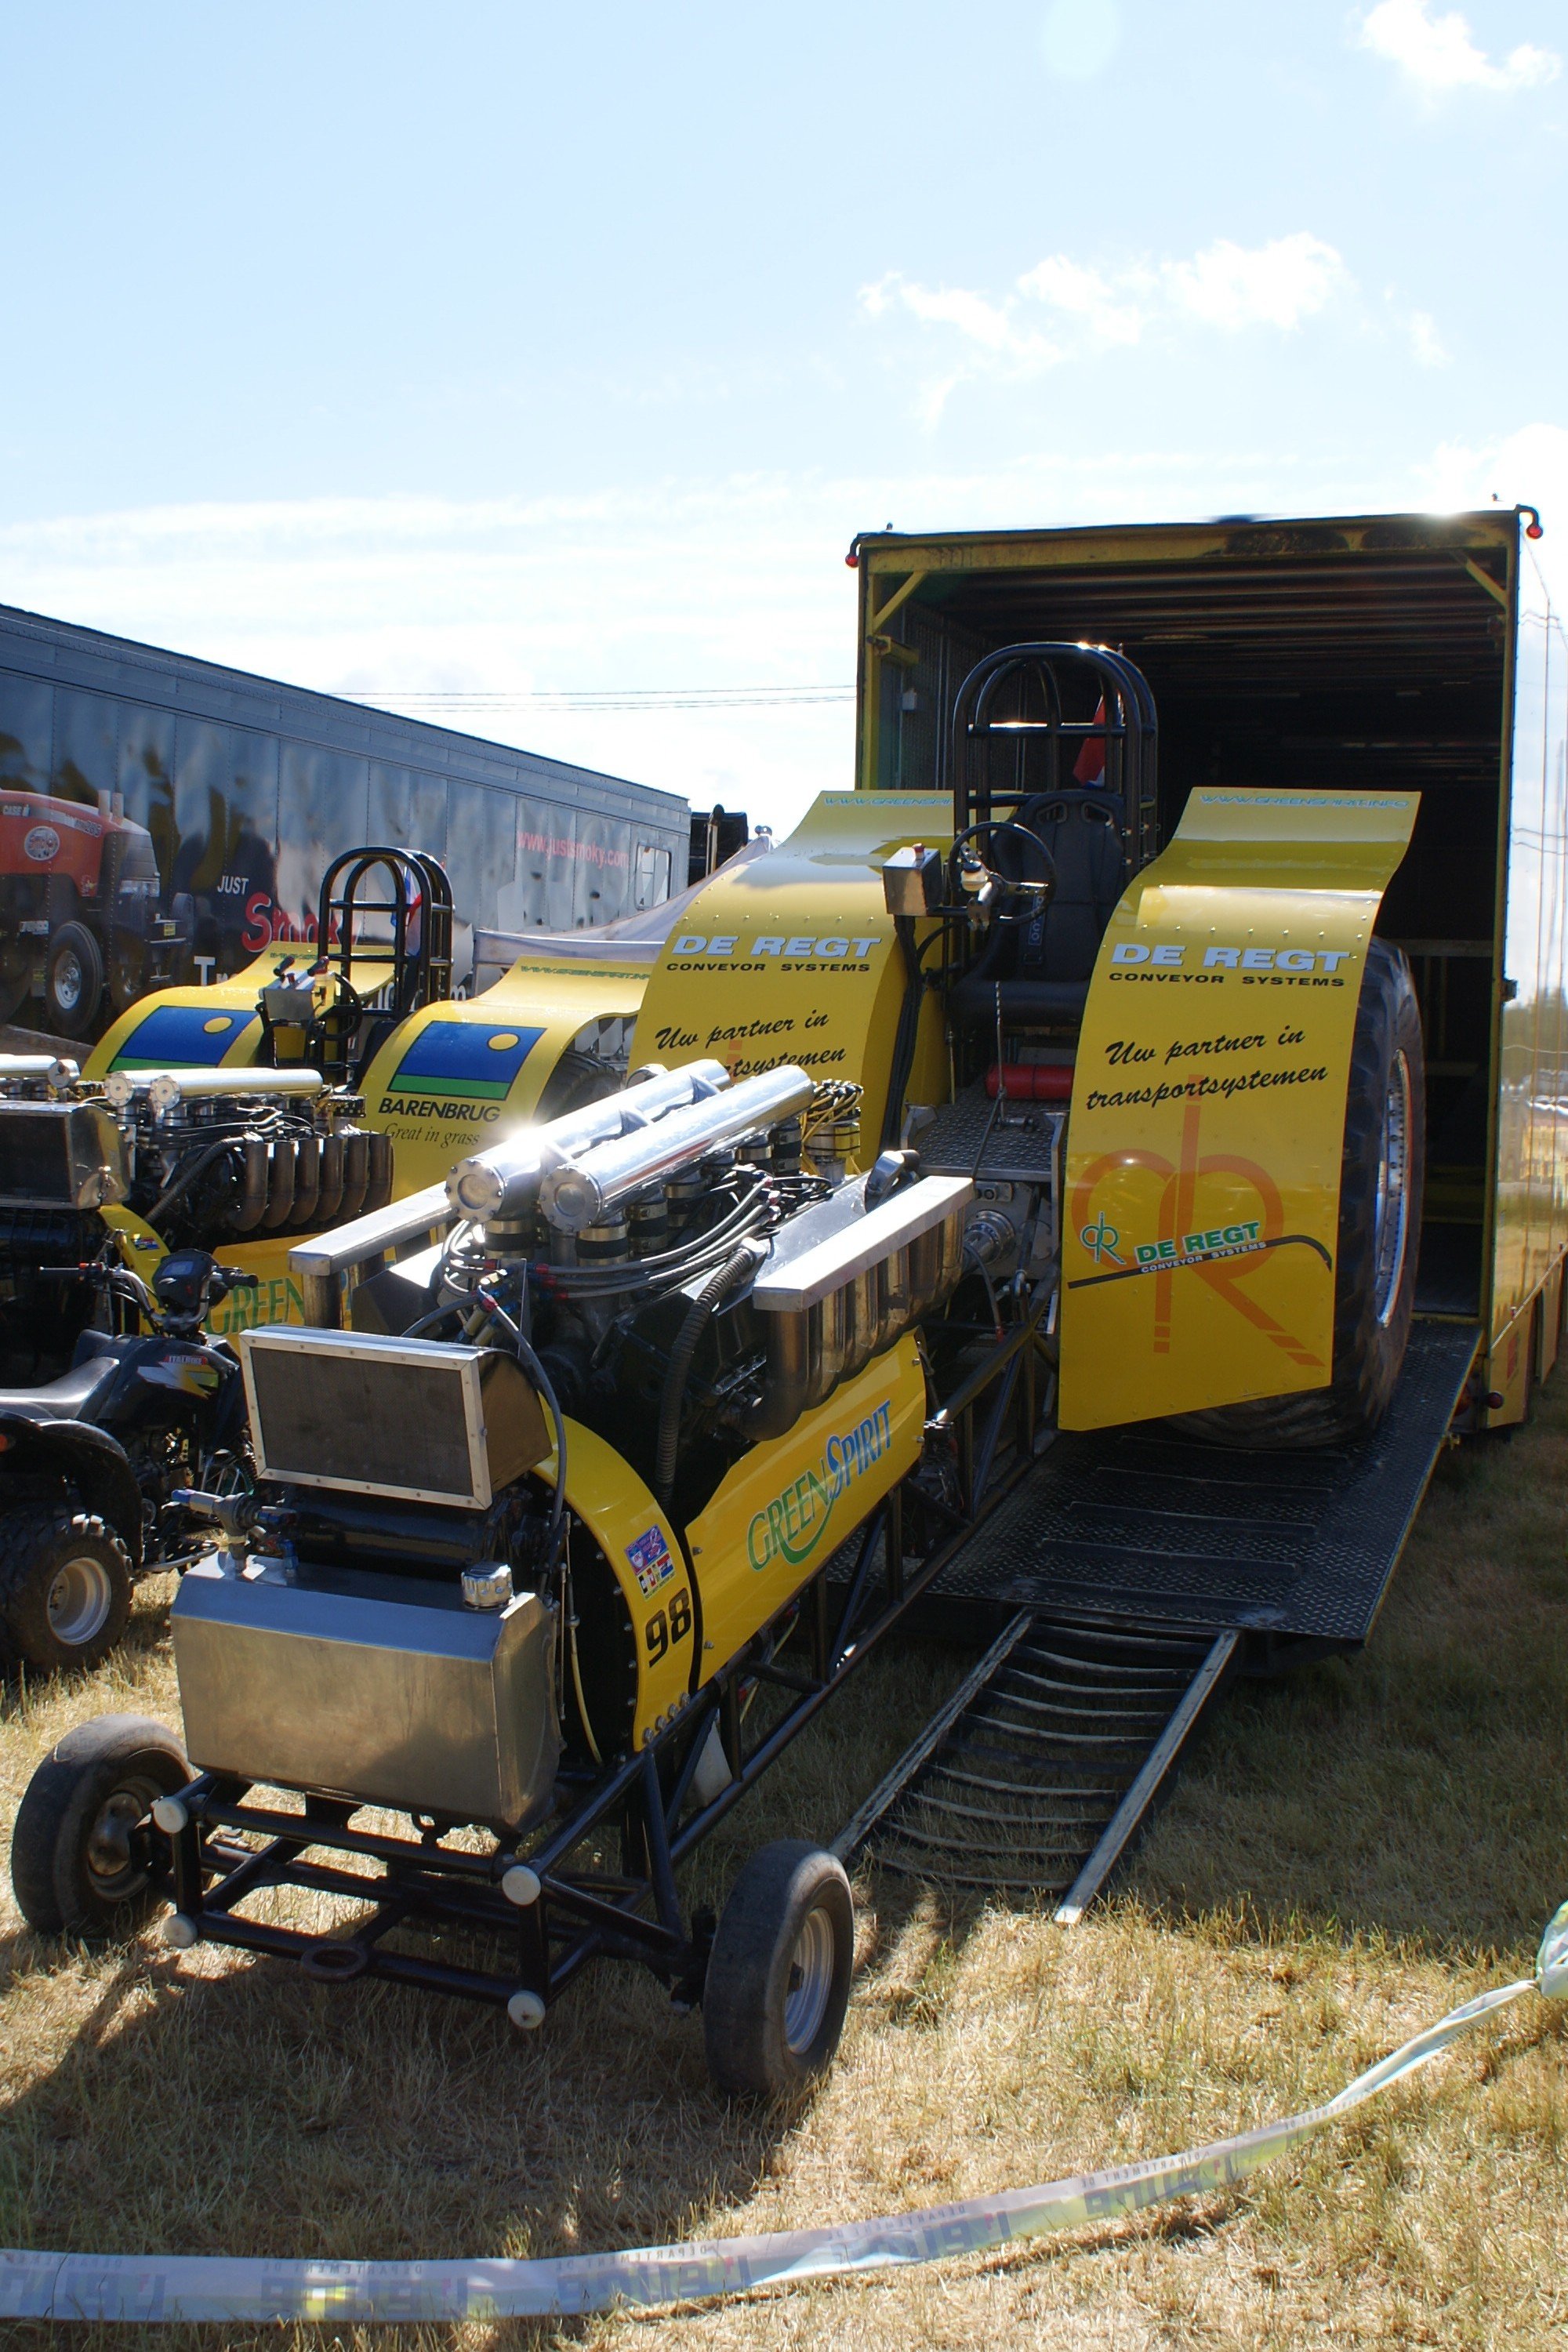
{"left": 0, "top": 790, "right": 183, "bottom": 1038}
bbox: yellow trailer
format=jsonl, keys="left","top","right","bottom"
{"left": 849, "top": 505, "right": 1567, "bottom": 1434}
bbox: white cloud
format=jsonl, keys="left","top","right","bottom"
{"left": 862, "top": 233, "right": 1352, "bottom": 414}
{"left": 877, "top": 277, "right": 1055, "bottom": 362}
{"left": 1359, "top": 0, "right": 1560, "bottom": 95}
{"left": 1016, "top": 256, "right": 1144, "bottom": 345}
{"left": 5, "top": 434, "right": 1530, "bottom": 838}
{"left": 1406, "top": 309, "right": 1449, "bottom": 366}
{"left": 1162, "top": 234, "right": 1347, "bottom": 332}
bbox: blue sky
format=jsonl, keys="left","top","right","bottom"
{"left": 1, "top": 0, "right": 1563, "bottom": 831}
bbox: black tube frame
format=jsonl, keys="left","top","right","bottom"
{"left": 949, "top": 642, "right": 1160, "bottom": 877}
{"left": 155, "top": 1298, "right": 1055, "bottom": 2023}
{"left": 308, "top": 847, "right": 456, "bottom": 1084}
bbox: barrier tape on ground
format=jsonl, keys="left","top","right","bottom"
{"left": 4, "top": 1903, "right": 1564, "bottom": 2325}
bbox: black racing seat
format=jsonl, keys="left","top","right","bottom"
{"left": 0, "top": 1349, "right": 126, "bottom": 1425}
{"left": 949, "top": 787, "right": 1129, "bottom": 1033}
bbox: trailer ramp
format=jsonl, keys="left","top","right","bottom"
{"left": 835, "top": 1616, "right": 1236, "bottom": 1921}
{"left": 935, "top": 1319, "right": 1480, "bottom": 1646}
{"left": 833, "top": 1322, "right": 1476, "bottom": 1911}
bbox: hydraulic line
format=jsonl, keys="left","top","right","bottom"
{"left": 475, "top": 1285, "right": 570, "bottom": 1567}
{"left": 561, "top": 1533, "right": 602, "bottom": 1766}
{"left": 652, "top": 1242, "right": 760, "bottom": 1508}
{"left": 145, "top": 1136, "right": 249, "bottom": 1232}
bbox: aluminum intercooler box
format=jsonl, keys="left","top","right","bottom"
{"left": 0, "top": 1101, "right": 125, "bottom": 1210}
{"left": 172, "top": 1554, "right": 561, "bottom": 1828}
{"left": 238, "top": 1327, "right": 550, "bottom": 1509}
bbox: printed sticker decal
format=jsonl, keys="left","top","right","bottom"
{"left": 111, "top": 1004, "right": 260, "bottom": 1070}
{"left": 626, "top": 1525, "right": 677, "bottom": 1595}
{"left": 383, "top": 1021, "right": 544, "bottom": 1102}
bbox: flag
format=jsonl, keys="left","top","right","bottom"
{"left": 1074, "top": 699, "right": 1107, "bottom": 786}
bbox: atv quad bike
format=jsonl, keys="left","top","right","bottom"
{"left": 0, "top": 1049, "right": 399, "bottom": 1674}
{"left": 0, "top": 1248, "right": 256, "bottom": 1675}
{"left": 14, "top": 646, "right": 1425, "bottom": 2092}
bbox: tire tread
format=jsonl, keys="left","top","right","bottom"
{"left": 0, "top": 1506, "right": 132, "bottom": 1674}
{"left": 1168, "top": 941, "right": 1425, "bottom": 1449}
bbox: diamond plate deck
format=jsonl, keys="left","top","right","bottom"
{"left": 931, "top": 1320, "right": 1479, "bottom": 1645}
{"left": 919, "top": 1082, "right": 1062, "bottom": 1185}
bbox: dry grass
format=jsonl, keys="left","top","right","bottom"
{"left": 2, "top": 1381, "right": 1567, "bottom": 2350}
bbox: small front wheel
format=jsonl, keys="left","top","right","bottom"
{"left": 0, "top": 1509, "right": 132, "bottom": 1675}
{"left": 703, "top": 1839, "right": 855, "bottom": 2097}
{"left": 11, "top": 1714, "right": 189, "bottom": 1937}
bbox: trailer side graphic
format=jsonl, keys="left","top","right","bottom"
{"left": 0, "top": 602, "right": 688, "bottom": 1037}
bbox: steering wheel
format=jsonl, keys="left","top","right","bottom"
{"left": 946, "top": 821, "right": 1058, "bottom": 927}
{"left": 310, "top": 968, "right": 365, "bottom": 1028}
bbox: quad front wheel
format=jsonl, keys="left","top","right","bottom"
{"left": 0, "top": 1509, "right": 132, "bottom": 1675}
{"left": 11, "top": 1714, "right": 189, "bottom": 1936}
{"left": 702, "top": 1840, "right": 855, "bottom": 2096}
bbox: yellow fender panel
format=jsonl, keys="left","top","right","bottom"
{"left": 684, "top": 1334, "right": 924, "bottom": 1686}
{"left": 87, "top": 949, "right": 648, "bottom": 1198}
{"left": 1059, "top": 789, "right": 1418, "bottom": 1430}
{"left": 533, "top": 1419, "right": 692, "bottom": 1749}
{"left": 632, "top": 793, "right": 951, "bottom": 1158}
{"left": 356, "top": 958, "right": 647, "bottom": 1192}
{"left": 85, "top": 949, "right": 299, "bottom": 1077}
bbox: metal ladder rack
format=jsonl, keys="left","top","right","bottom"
{"left": 835, "top": 1615, "right": 1236, "bottom": 1922}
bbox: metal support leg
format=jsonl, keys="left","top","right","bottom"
{"left": 172, "top": 1816, "right": 203, "bottom": 1917}
{"left": 833, "top": 1508, "right": 886, "bottom": 1669}
{"left": 884, "top": 1483, "right": 905, "bottom": 1606}
{"left": 516, "top": 1898, "right": 550, "bottom": 1999}
{"left": 639, "top": 1748, "right": 683, "bottom": 1939}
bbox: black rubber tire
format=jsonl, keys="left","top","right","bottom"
{"left": 702, "top": 1839, "right": 855, "bottom": 2097}
{"left": 44, "top": 922, "right": 105, "bottom": 1039}
{"left": 0, "top": 1508, "right": 133, "bottom": 1675}
{"left": 11, "top": 1712, "right": 188, "bottom": 1936}
{"left": 1168, "top": 940, "right": 1425, "bottom": 1449}
{"left": 535, "top": 1048, "right": 620, "bottom": 1123}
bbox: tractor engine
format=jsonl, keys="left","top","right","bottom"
{"left": 372, "top": 1061, "right": 970, "bottom": 1520}
{"left": 98, "top": 1066, "right": 393, "bottom": 1247}
{"left": 0, "top": 1059, "right": 391, "bottom": 1379}
{"left": 172, "top": 1062, "right": 978, "bottom": 1831}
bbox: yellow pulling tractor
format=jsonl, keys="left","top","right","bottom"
{"left": 15, "top": 508, "right": 1564, "bottom": 2095}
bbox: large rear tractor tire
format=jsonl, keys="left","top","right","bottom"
{"left": 535, "top": 1048, "right": 621, "bottom": 1123}
{"left": 703, "top": 1841, "right": 855, "bottom": 2097}
{"left": 11, "top": 1714, "right": 188, "bottom": 1937}
{"left": 1167, "top": 940, "right": 1425, "bottom": 1449}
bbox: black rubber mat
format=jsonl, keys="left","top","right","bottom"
{"left": 931, "top": 1319, "right": 1479, "bottom": 1644}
